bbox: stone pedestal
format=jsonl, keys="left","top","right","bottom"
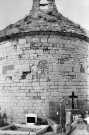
{"left": 65, "top": 109, "right": 80, "bottom": 133}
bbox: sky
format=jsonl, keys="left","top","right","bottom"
{"left": 0, "top": 0, "right": 89, "bottom": 31}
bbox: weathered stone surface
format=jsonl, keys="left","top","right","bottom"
{"left": 0, "top": 35, "right": 88, "bottom": 123}
{"left": 0, "top": 0, "right": 89, "bottom": 125}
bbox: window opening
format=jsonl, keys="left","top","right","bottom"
{"left": 40, "top": 0, "right": 48, "bottom": 10}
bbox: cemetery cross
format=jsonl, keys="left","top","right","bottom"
{"left": 69, "top": 91, "right": 78, "bottom": 109}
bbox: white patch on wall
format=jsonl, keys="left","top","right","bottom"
{"left": 19, "top": 39, "right": 26, "bottom": 44}
{"left": 4, "top": 42, "right": 11, "bottom": 48}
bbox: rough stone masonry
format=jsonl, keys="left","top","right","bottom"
{"left": 0, "top": 0, "right": 89, "bottom": 123}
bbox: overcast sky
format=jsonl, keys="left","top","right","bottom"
{"left": 0, "top": 0, "right": 89, "bottom": 31}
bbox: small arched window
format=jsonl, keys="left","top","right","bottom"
{"left": 40, "top": 0, "right": 48, "bottom": 10}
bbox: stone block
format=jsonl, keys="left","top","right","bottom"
{"left": 4, "top": 42, "right": 12, "bottom": 47}
{"left": 65, "top": 66, "right": 72, "bottom": 72}
{"left": 51, "top": 92, "right": 60, "bottom": 97}
{"left": 32, "top": 82, "right": 40, "bottom": 86}
{"left": 25, "top": 43, "right": 30, "bottom": 48}
{"left": 47, "top": 119, "right": 62, "bottom": 134}
{"left": 33, "top": 96, "right": 41, "bottom": 100}
{"left": 18, "top": 83, "right": 23, "bottom": 87}
{"left": 2, "top": 65, "right": 14, "bottom": 74}
{"left": 41, "top": 37, "right": 48, "bottom": 43}
{"left": 80, "top": 65, "right": 85, "bottom": 73}
{"left": 21, "top": 64, "right": 30, "bottom": 71}
{"left": 40, "top": 82, "right": 48, "bottom": 86}
{"left": 40, "top": 92, "right": 50, "bottom": 97}
{"left": 14, "top": 92, "right": 24, "bottom": 97}
{"left": 36, "top": 50, "right": 43, "bottom": 54}
{"left": 30, "top": 54, "right": 37, "bottom": 57}
{"left": 48, "top": 38, "right": 58, "bottom": 43}
{"left": 29, "top": 50, "right": 36, "bottom": 54}
{"left": 74, "top": 64, "right": 80, "bottom": 73}
{"left": 19, "top": 38, "right": 26, "bottom": 44}
{"left": 32, "top": 38, "right": 40, "bottom": 43}
{"left": 16, "top": 50, "right": 23, "bottom": 55}
{"left": 25, "top": 36, "right": 32, "bottom": 43}
{"left": 50, "top": 50, "right": 55, "bottom": 54}
{"left": 23, "top": 83, "right": 32, "bottom": 87}
{"left": 53, "top": 65, "right": 60, "bottom": 72}
{"left": 59, "top": 49, "right": 65, "bottom": 54}
{"left": 30, "top": 93, "right": 38, "bottom": 97}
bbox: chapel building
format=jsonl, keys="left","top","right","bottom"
{"left": 0, "top": 0, "right": 89, "bottom": 123}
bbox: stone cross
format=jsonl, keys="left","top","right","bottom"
{"left": 69, "top": 91, "right": 78, "bottom": 109}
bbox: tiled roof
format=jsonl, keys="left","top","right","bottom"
{"left": 0, "top": 0, "right": 88, "bottom": 40}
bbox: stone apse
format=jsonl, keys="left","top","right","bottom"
{"left": 0, "top": 0, "right": 89, "bottom": 123}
